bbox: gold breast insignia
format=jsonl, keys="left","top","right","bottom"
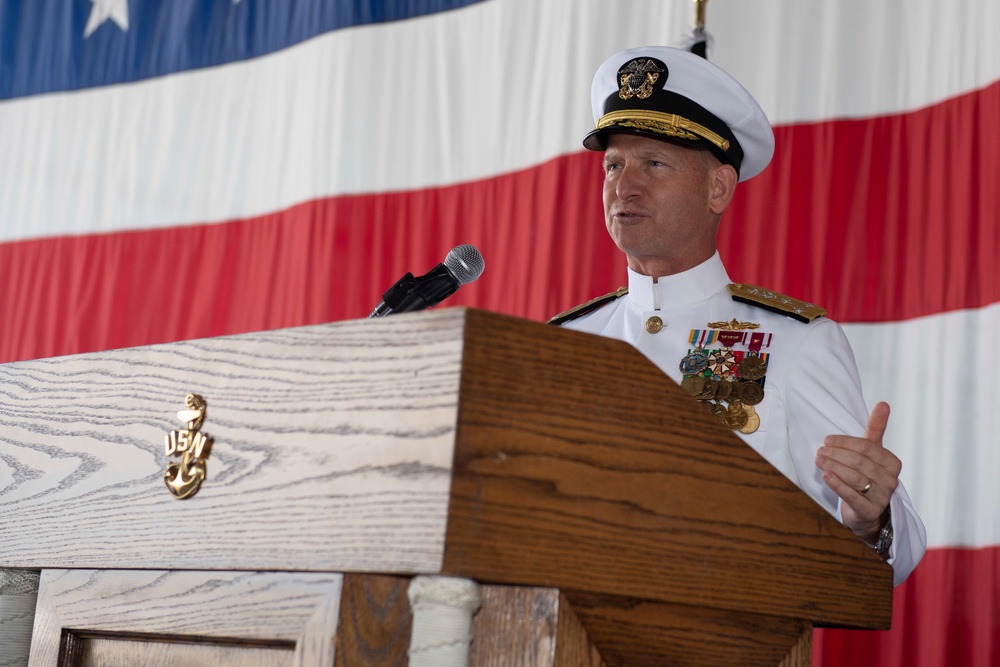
{"left": 707, "top": 318, "right": 760, "bottom": 331}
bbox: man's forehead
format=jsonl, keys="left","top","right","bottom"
{"left": 604, "top": 134, "right": 690, "bottom": 158}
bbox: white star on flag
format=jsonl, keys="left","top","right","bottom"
{"left": 84, "top": 0, "right": 130, "bottom": 39}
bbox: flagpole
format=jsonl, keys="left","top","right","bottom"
{"left": 693, "top": 0, "right": 707, "bottom": 32}
{"left": 689, "top": 0, "right": 709, "bottom": 59}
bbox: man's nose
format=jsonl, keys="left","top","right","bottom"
{"left": 615, "top": 164, "right": 642, "bottom": 200}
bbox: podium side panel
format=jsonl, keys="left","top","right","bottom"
{"left": 27, "top": 569, "right": 341, "bottom": 667}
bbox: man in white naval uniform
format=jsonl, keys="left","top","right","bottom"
{"left": 556, "top": 46, "right": 925, "bottom": 585}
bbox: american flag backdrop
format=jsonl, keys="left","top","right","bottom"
{"left": 0, "top": 1, "right": 997, "bottom": 664}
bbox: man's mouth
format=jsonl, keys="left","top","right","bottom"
{"left": 612, "top": 209, "right": 646, "bottom": 222}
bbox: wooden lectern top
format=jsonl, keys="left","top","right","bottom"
{"left": 0, "top": 307, "right": 891, "bottom": 665}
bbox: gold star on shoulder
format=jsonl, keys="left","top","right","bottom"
{"left": 727, "top": 283, "right": 828, "bottom": 323}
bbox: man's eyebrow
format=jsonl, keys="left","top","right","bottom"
{"left": 605, "top": 149, "right": 674, "bottom": 162}
{"left": 636, "top": 148, "right": 674, "bottom": 159}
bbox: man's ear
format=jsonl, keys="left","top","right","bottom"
{"left": 708, "top": 164, "right": 739, "bottom": 215}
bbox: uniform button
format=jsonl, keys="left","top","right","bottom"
{"left": 645, "top": 316, "right": 663, "bottom": 334}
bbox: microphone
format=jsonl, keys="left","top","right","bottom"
{"left": 369, "top": 245, "right": 485, "bottom": 318}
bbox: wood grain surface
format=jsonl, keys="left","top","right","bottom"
{"left": 70, "top": 637, "right": 294, "bottom": 667}
{"left": 334, "top": 574, "right": 411, "bottom": 667}
{"left": 443, "top": 309, "right": 892, "bottom": 629}
{"left": 468, "top": 585, "right": 605, "bottom": 667}
{"left": 564, "top": 590, "right": 810, "bottom": 666}
{"left": 0, "top": 311, "right": 466, "bottom": 572}
{"left": 29, "top": 569, "right": 342, "bottom": 667}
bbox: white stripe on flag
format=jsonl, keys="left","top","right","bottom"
{"left": 2, "top": 0, "right": 997, "bottom": 242}
{"left": 844, "top": 300, "right": 1000, "bottom": 550}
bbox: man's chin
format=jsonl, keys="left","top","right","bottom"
{"left": 609, "top": 232, "right": 655, "bottom": 258}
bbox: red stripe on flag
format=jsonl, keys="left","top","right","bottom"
{"left": 1, "top": 79, "right": 996, "bottom": 364}
{"left": 725, "top": 78, "right": 1000, "bottom": 323}
{"left": 0, "top": 153, "right": 616, "bottom": 363}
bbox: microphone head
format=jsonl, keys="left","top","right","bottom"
{"left": 443, "top": 244, "right": 485, "bottom": 285}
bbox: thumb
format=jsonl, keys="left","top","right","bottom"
{"left": 864, "top": 401, "right": 891, "bottom": 447}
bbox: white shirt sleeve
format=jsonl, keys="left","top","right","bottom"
{"left": 785, "top": 319, "right": 926, "bottom": 585}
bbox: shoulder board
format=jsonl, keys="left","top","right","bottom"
{"left": 548, "top": 286, "right": 629, "bottom": 326}
{"left": 727, "top": 283, "right": 827, "bottom": 323}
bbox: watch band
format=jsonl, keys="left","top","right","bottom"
{"left": 869, "top": 506, "right": 893, "bottom": 557}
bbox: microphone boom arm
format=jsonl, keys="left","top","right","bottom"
{"left": 368, "top": 265, "right": 461, "bottom": 318}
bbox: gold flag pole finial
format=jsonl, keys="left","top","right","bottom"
{"left": 693, "top": 0, "right": 708, "bottom": 31}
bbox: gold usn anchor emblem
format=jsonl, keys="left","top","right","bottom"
{"left": 164, "top": 394, "right": 214, "bottom": 499}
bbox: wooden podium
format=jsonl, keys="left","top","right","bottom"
{"left": 0, "top": 308, "right": 891, "bottom": 666}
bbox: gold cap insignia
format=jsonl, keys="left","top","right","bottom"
{"left": 618, "top": 58, "right": 665, "bottom": 100}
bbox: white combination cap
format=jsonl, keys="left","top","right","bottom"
{"left": 584, "top": 46, "right": 775, "bottom": 182}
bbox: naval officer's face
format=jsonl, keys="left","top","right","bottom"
{"left": 602, "top": 133, "right": 721, "bottom": 275}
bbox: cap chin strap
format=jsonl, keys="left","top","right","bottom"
{"left": 596, "top": 109, "right": 730, "bottom": 151}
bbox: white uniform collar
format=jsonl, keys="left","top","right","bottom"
{"left": 626, "top": 251, "right": 731, "bottom": 311}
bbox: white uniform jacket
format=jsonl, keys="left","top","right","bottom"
{"left": 560, "top": 252, "right": 926, "bottom": 585}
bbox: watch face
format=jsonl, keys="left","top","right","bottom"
{"left": 875, "top": 523, "right": 893, "bottom": 555}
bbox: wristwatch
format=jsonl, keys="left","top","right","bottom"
{"left": 868, "top": 507, "right": 893, "bottom": 557}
